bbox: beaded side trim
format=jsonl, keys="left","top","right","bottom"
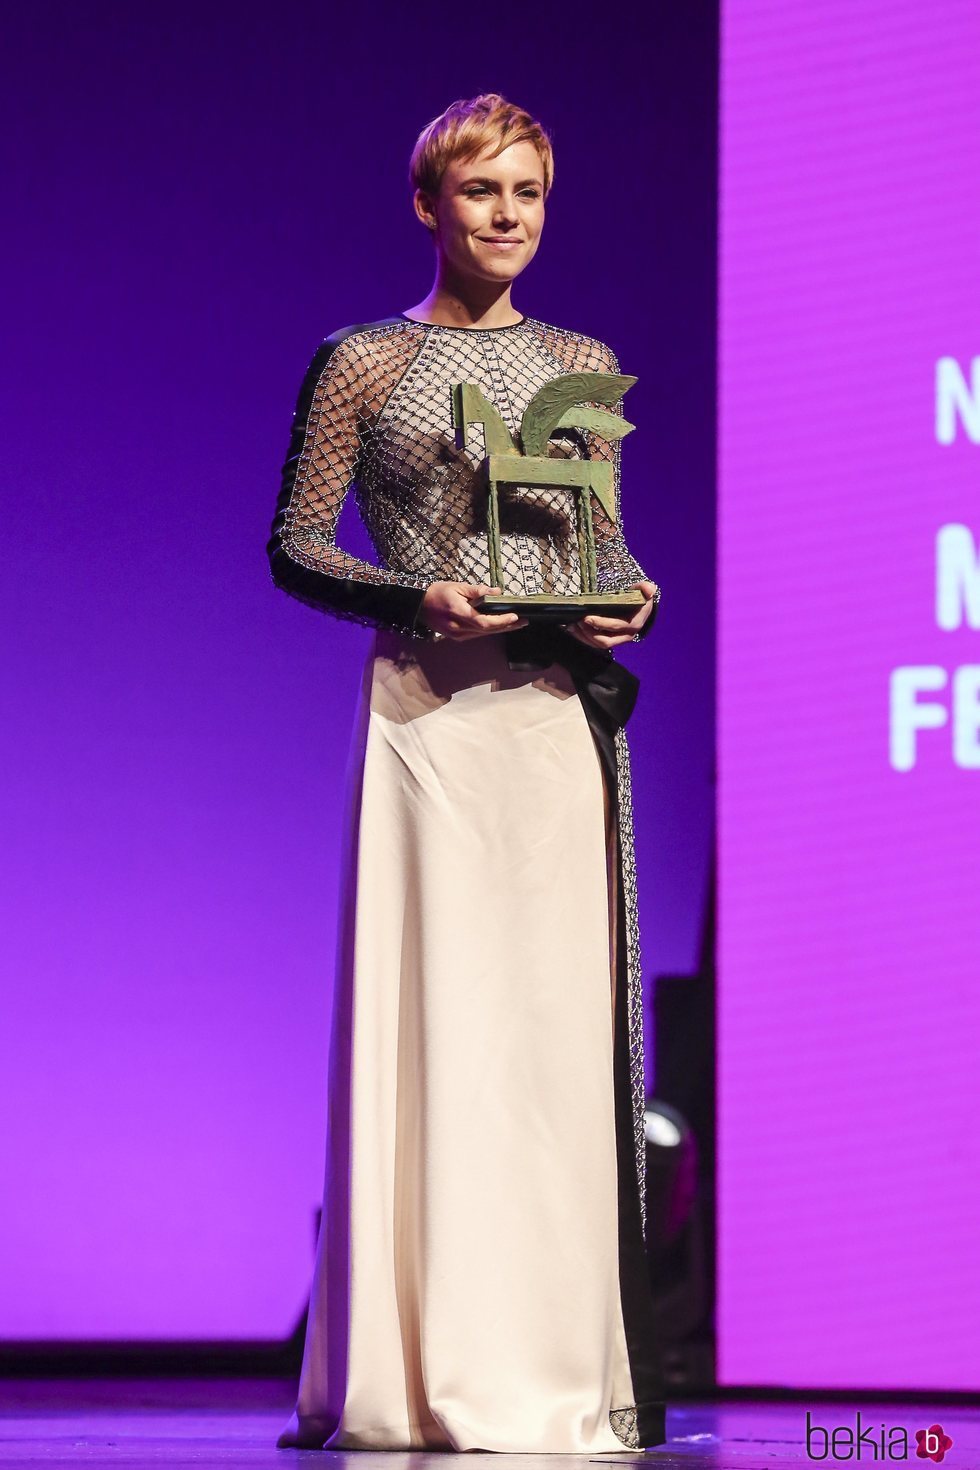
{"left": 609, "top": 1405, "right": 641, "bottom": 1448}
{"left": 615, "top": 724, "right": 647, "bottom": 1242}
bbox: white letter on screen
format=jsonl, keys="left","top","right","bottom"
{"left": 953, "top": 666, "right": 980, "bottom": 769}
{"left": 889, "top": 667, "right": 948, "bottom": 771}
{"left": 936, "top": 524, "right": 980, "bottom": 630}
{"left": 935, "top": 356, "right": 980, "bottom": 444}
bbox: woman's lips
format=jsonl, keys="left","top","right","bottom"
{"left": 479, "top": 238, "right": 523, "bottom": 247}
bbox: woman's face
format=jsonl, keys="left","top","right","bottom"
{"left": 417, "top": 139, "right": 546, "bottom": 286}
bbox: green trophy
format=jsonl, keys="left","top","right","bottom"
{"left": 451, "top": 370, "right": 651, "bottom": 623}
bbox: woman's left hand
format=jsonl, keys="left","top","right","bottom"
{"left": 561, "top": 580, "right": 660, "bottom": 649}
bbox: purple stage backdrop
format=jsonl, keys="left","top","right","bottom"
{"left": 1, "top": 9, "right": 715, "bottom": 1338}
{"left": 718, "top": 2, "right": 980, "bottom": 1388}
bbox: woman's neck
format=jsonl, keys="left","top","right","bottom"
{"left": 402, "top": 276, "right": 522, "bottom": 330}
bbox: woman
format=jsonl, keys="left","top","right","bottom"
{"left": 268, "top": 92, "right": 665, "bottom": 1454}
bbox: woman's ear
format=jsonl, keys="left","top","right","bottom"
{"left": 413, "top": 188, "right": 438, "bottom": 233}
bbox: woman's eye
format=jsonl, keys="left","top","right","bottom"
{"left": 464, "top": 187, "right": 539, "bottom": 199}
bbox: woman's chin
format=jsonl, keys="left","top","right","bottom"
{"left": 466, "top": 258, "right": 528, "bottom": 284}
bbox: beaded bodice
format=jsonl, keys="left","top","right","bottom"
{"left": 267, "top": 313, "right": 653, "bottom": 636}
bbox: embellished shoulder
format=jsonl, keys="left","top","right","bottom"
{"left": 320, "top": 315, "right": 416, "bottom": 350}
{"left": 523, "top": 318, "right": 621, "bottom": 376}
{"left": 295, "top": 317, "right": 429, "bottom": 428}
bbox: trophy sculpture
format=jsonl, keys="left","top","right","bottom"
{"left": 451, "top": 370, "right": 653, "bottom": 623}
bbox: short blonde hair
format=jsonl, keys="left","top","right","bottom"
{"left": 409, "top": 92, "right": 554, "bottom": 200}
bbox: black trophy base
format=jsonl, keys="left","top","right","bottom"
{"left": 475, "top": 591, "right": 647, "bottom": 623}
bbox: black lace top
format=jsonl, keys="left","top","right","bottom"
{"left": 267, "top": 313, "right": 658, "bottom": 638}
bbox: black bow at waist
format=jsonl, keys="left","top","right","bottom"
{"left": 502, "top": 623, "right": 640, "bottom": 748}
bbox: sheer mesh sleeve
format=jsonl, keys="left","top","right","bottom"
{"left": 267, "top": 330, "right": 436, "bottom": 637}
{"left": 577, "top": 338, "right": 661, "bottom": 641}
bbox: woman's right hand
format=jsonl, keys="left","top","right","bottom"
{"left": 417, "top": 582, "right": 530, "bottom": 640}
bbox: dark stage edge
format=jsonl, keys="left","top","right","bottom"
{"left": 0, "top": 1380, "right": 978, "bottom": 1466}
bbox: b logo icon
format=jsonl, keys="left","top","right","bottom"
{"left": 915, "top": 1421, "right": 953, "bottom": 1462}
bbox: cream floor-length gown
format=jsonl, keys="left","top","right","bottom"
{"left": 276, "top": 629, "right": 652, "bottom": 1453}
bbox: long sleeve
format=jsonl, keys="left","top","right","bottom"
{"left": 267, "top": 330, "right": 436, "bottom": 637}
{"left": 586, "top": 342, "right": 661, "bottom": 641}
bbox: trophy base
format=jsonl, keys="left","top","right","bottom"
{"left": 475, "top": 591, "right": 648, "bottom": 623}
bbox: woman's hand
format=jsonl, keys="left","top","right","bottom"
{"left": 418, "top": 582, "right": 530, "bottom": 640}
{"left": 561, "top": 580, "right": 660, "bottom": 649}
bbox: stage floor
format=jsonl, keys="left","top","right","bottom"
{"left": 0, "top": 1378, "right": 976, "bottom": 1467}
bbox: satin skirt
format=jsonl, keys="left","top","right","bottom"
{"left": 276, "top": 629, "right": 645, "bottom": 1453}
